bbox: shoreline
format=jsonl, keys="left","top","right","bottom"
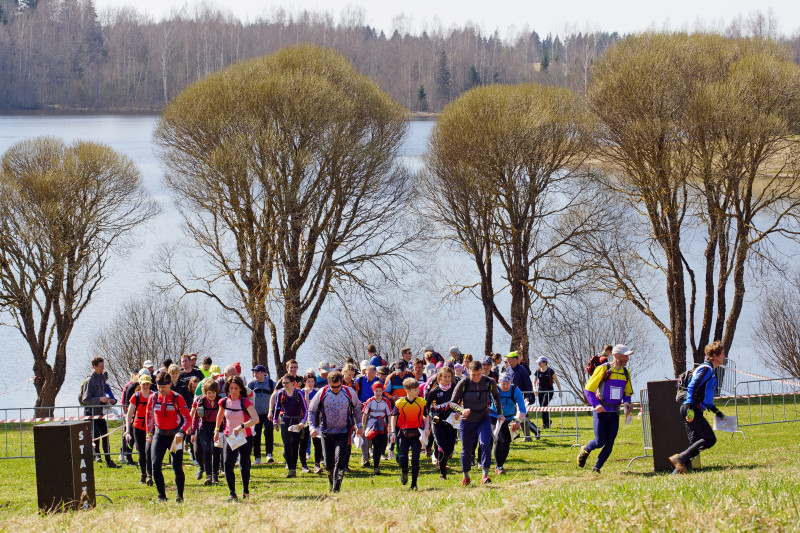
{"left": 0, "top": 109, "right": 440, "bottom": 120}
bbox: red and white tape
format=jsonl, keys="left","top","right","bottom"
{"left": 0, "top": 377, "right": 35, "bottom": 398}
{"left": 0, "top": 414, "right": 124, "bottom": 424}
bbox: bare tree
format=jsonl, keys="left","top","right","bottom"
{"left": 314, "top": 298, "right": 445, "bottom": 368}
{"left": 421, "top": 83, "right": 600, "bottom": 363}
{"left": 91, "top": 287, "right": 219, "bottom": 392}
{"left": 585, "top": 33, "right": 800, "bottom": 377}
{"left": 0, "top": 137, "right": 158, "bottom": 411}
{"left": 755, "top": 274, "right": 800, "bottom": 380}
{"left": 532, "top": 295, "right": 655, "bottom": 401}
{"left": 154, "top": 45, "right": 414, "bottom": 378}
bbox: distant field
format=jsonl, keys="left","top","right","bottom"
{"left": 0, "top": 410, "right": 798, "bottom": 532}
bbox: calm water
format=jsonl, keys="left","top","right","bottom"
{"left": 0, "top": 115, "right": 779, "bottom": 408}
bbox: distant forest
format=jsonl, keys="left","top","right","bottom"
{"left": 1, "top": 0, "right": 799, "bottom": 112}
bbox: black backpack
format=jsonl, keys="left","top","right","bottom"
{"left": 675, "top": 369, "right": 694, "bottom": 404}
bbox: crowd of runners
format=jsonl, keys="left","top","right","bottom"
{"left": 79, "top": 340, "right": 727, "bottom": 502}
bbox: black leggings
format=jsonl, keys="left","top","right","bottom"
{"left": 368, "top": 433, "right": 388, "bottom": 470}
{"left": 492, "top": 418, "right": 512, "bottom": 467}
{"left": 679, "top": 404, "right": 717, "bottom": 462}
{"left": 251, "top": 418, "right": 274, "bottom": 459}
{"left": 92, "top": 418, "right": 110, "bottom": 459}
{"left": 397, "top": 430, "right": 421, "bottom": 485}
{"left": 196, "top": 422, "right": 220, "bottom": 479}
{"left": 321, "top": 432, "right": 349, "bottom": 480}
{"left": 132, "top": 427, "right": 152, "bottom": 479}
{"left": 151, "top": 431, "right": 184, "bottom": 499}
{"left": 280, "top": 421, "right": 302, "bottom": 471}
{"left": 538, "top": 391, "right": 553, "bottom": 428}
{"left": 432, "top": 421, "right": 458, "bottom": 476}
{"left": 223, "top": 434, "right": 253, "bottom": 496}
{"left": 299, "top": 427, "right": 323, "bottom": 467}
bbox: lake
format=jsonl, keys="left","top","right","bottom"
{"left": 0, "top": 114, "right": 781, "bottom": 408}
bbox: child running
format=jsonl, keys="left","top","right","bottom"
{"left": 362, "top": 381, "right": 392, "bottom": 475}
{"left": 389, "top": 378, "right": 428, "bottom": 490}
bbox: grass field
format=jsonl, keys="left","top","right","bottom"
{"left": 0, "top": 411, "right": 799, "bottom": 532}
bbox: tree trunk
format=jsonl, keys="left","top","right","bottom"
{"left": 666, "top": 248, "right": 688, "bottom": 377}
{"left": 250, "top": 316, "right": 270, "bottom": 376}
{"left": 509, "top": 279, "right": 529, "bottom": 365}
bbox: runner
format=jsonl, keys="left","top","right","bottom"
{"left": 299, "top": 372, "right": 323, "bottom": 474}
{"left": 490, "top": 372, "right": 526, "bottom": 474}
{"left": 389, "top": 378, "right": 428, "bottom": 490}
{"left": 273, "top": 374, "right": 308, "bottom": 478}
{"left": 450, "top": 361, "right": 503, "bottom": 485}
{"left": 145, "top": 371, "right": 192, "bottom": 503}
{"left": 308, "top": 370, "right": 364, "bottom": 492}
{"left": 188, "top": 378, "right": 221, "bottom": 485}
{"left": 362, "top": 381, "right": 392, "bottom": 474}
{"left": 670, "top": 341, "right": 727, "bottom": 474}
{"left": 247, "top": 364, "right": 276, "bottom": 465}
{"left": 125, "top": 374, "right": 153, "bottom": 484}
{"left": 214, "top": 375, "right": 259, "bottom": 501}
{"left": 425, "top": 366, "right": 458, "bottom": 479}
{"left": 577, "top": 344, "right": 634, "bottom": 474}
{"left": 533, "top": 356, "right": 562, "bottom": 429}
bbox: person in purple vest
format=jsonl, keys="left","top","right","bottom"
{"left": 577, "top": 344, "right": 633, "bottom": 474}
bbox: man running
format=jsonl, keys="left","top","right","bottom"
{"left": 450, "top": 360, "right": 503, "bottom": 485}
{"left": 577, "top": 344, "right": 633, "bottom": 474}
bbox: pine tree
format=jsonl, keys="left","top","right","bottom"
{"left": 417, "top": 84, "right": 428, "bottom": 112}
{"left": 434, "top": 50, "right": 451, "bottom": 108}
{"left": 466, "top": 65, "right": 480, "bottom": 90}
{"left": 541, "top": 51, "right": 550, "bottom": 72}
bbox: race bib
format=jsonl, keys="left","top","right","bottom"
{"left": 609, "top": 386, "right": 622, "bottom": 401}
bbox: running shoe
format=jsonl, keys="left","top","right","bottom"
{"left": 373, "top": 467, "right": 381, "bottom": 476}
{"left": 495, "top": 466, "right": 506, "bottom": 475}
{"left": 669, "top": 454, "right": 687, "bottom": 474}
{"left": 410, "top": 484, "right": 418, "bottom": 491}
{"left": 155, "top": 497, "right": 168, "bottom": 504}
{"left": 266, "top": 454, "right": 274, "bottom": 464}
{"left": 146, "top": 476, "right": 154, "bottom": 486}
{"left": 314, "top": 464, "right": 323, "bottom": 474}
{"left": 227, "top": 495, "right": 239, "bottom": 502}
{"left": 196, "top": 469, "right": 204, "bottom": 480}
{"left": 242, "top": 493, "right": 249, "bottom": 500}
{"left": 139, "top": 475, "right": 146, "bottom": 484}
{"left": 302, "top": 466, "right": 311, "bottom": 473}
{"left": 254, "top": 457, "right": 262, "bottom": 465}
{"left": 286, "top": 470, "right": 296, "bottom": 478}
{"left": 203, "top": 478, "right": 213, "bottom": 486}
{"left": 175, "top": 496, "right": 184, "bottom": 503}
{"left": 401, "top": 470, "right": 408, "bottom": 485}
{"left": 105, "top": 461, "right": 121, "bottom": 469}
{"left": 592, "top": 467, "right": 601, "bottom": 474}
{"left": 461, "top": 477, "right": 471, "bottom": 486}
{"left": 362, "top": 460, "right": 371, "bottom": 468}
{"left": 481, "top": 475, "right": 492, "bottom": 484}
{"left": 577, "top": 446, "right": 590, "bottom": 468}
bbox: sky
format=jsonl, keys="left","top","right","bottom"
{"left": 94, "top": 0, "right": 800, "bottom": 37}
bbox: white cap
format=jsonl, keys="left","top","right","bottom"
{"left": 360, "top": 360, "right": 368, "bottom": 370}
{"left": 143, "top": 360, "right": 154, "bottom": 368}
{"left": 611, "top": 344, "right": 634, "bottom": 356}
{"left": 138, "top": 368, "right": 151, "bottom": 376}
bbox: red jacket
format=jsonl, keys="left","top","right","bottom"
{"left": 145, "top": 391, "right": 191, "bottom": 434}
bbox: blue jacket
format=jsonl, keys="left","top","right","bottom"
{"left": 683, "top": 363, "right": 717, "bottom": 411}
{"left": 248, "top": 377, "right": 276, "bottom": 415}
{"left": 506, "top": 364, "right": 533, "bottom": 393}
{"left": 490, "top": 384, "right": 526, "bottom": 419}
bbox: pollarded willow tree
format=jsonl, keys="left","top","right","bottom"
{"left": 154, "top": 45, "right": 413, "bottom": 377}
{"left": 585, "top": 33, "right": 800, "bottom": 376}
{"left": 0, "top": 137, "right": 158, "bottom": 410}
{"left": 421, "top": 83, "right": 601, "bottom": 362}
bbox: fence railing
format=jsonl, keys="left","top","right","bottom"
{"left": 716, "top": 358, "right": 737, "bottom": 396}
{"left": 626, "top": 388, "right": 651, "bottom": 468}
{"left": 0, "top": 405, "right": 126, "bottom": 460}
{"left": 733, "top": 377, "right": 800, "bottom": 432}
{"left": 519, "top": 390, "right": 587, "bottom": 446}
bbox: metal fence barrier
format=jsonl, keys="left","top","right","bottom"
{"left": 519, "top": 390, "right": 586, "bottom": 447}
{"left": 1, "top": 405, "right": 126, "bottom": 460}
{"left": 716, "top": 358, "right": 737, "bottom": 396}
{"left": 626, "top": 388, "right": 651, "bottom": 468}
{"left": 733, "top": 377, "right": 800, "bottom": 436}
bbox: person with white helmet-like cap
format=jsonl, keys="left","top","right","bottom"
{"left": 533, "top": 355, "right": 562, "bottom": 430}
{"left": 577, "top": 344, "right": 634, "bottom": 474}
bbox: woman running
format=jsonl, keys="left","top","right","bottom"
{"left": 533, "top": 356, "right": 562, "bottom": 430}
{"left": 189, "top": 378, "right": 221, "bottom": 485}
{"left": 425, "top": 366, "right": 459, "bottom": 479}
{"left": 126, "top": 374, "right": 153, "bottom": 485}
{"left": 299, "top": 373, "right": 322, "bottom": 473}
{"left": 274, "top": 374, "right": 308, "bottom": 478}
{"left": 670, "top": 341, "right": 727, "bottom": 474}
{"left": 214, "top": 375, "right": 259, "bottom": 501}
{"left": 145, "top": 371, "right": 191, "bottom": 503}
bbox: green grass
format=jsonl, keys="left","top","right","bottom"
{"left": 0, "top": 411, "right": 799, "bottom": 531}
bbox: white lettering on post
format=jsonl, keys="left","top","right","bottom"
{"left": 80, "top": 458, "right": 86, "bottom": 468}
{"left": 81, "top": 473, "right": 87, "bottom": 483}
{"left": 79, "top": 445, "right": 84, "bottom": 454}
{"left": 79, "top": 431, "right": 84, "bottom": 440}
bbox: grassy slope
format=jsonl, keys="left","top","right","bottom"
{"left": 0, "top": 413, "right": 799, "bottom": 532}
